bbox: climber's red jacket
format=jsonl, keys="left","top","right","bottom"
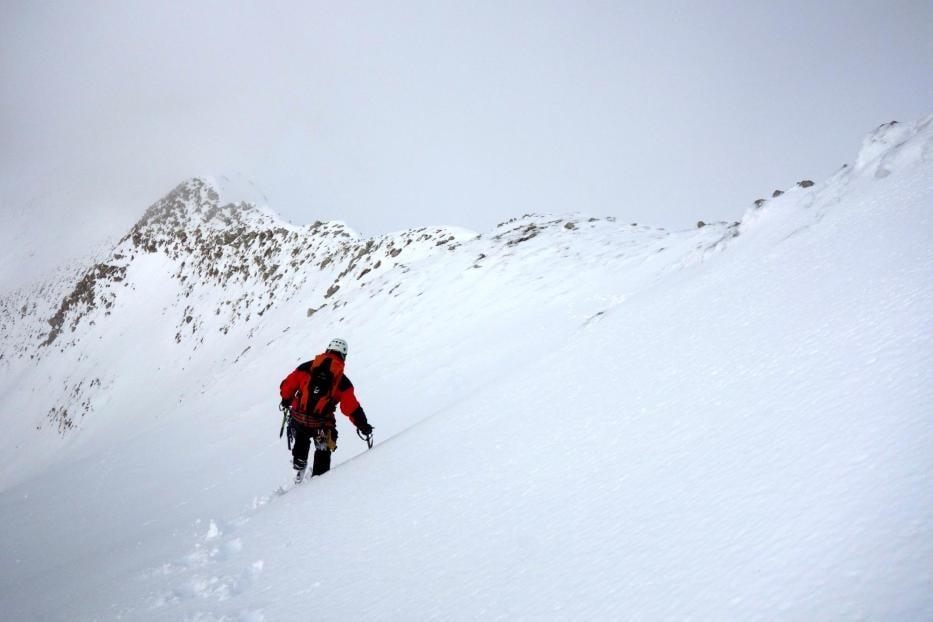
{"left": 279, "top": 351, "right": 367, "bottom": 428}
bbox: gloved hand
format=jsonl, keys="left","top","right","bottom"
{"left": 356, "top": 421, "right": 373, "bottom": 436}
{"left": 280, "top": 398, "right": 292, "bottom": 410}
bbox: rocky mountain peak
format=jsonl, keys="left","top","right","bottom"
{"left": 132, "top": 177, "right": 275, "bottom": 236}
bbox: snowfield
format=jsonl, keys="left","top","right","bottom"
{"left": 1, "top": 116, "right": 932, "bottom": 621}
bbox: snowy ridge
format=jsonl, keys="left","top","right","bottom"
{"left": 1, "top": 116, "right": 932, "bottom": 621}
{"left": 0, "top": 176, "right": 734, "bottom": 442}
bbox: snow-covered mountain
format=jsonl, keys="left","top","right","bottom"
{"left": 1, "top": 116, "right": 931, "bottom": 621}
{"left": 0, "top": 169, "right": 733, "bottom": 475}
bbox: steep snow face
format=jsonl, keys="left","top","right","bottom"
{"left": 1, "top": 115, "right": 932, "bottom": 621}
{"left": 0, "top": 175, "right": 732, "bottom": 474}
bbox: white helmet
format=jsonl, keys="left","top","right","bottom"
{"left": 326, "top": 337, "right": 348, "bottom": 358}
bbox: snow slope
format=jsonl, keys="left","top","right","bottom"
{"left": 1, "top": 116, "right": 932, "bottom": 620}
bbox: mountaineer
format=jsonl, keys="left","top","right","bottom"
{"left": 279, "top": 338, "right": 373, "bottom": 483}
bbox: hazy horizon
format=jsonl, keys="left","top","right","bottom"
{"left": 2, "top": 0, "right": 931, "bottom": 284}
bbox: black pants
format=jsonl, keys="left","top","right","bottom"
{"left": 291, "top": 422, "right": 337, "bottom": 476}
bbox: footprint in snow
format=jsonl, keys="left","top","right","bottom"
{"left": 146, "top": 514, "right": 261, "bottom": 611}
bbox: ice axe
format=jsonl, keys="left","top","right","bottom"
{"left": 279, "top": 404, "right": 293, "bottom": 449}
{"left": 357, "top": 428, "right": 374, "bottom": 450}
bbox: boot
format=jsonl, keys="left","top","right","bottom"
{"left": 293, "top": 456, "right": 308, "bottom": 484}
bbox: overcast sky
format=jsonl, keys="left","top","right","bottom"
{"left": 2, "top": 0, "right": 931, "bottom": 268}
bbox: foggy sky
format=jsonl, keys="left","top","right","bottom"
{"left": 2, "top": 0, "right": 931, "bottom": 277}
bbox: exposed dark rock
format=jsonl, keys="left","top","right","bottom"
{"left": 507, "top": 224, "right": 541, "bottom": 247}
{"left": 42, "top": 263, "right": 127, "bottom": 347}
